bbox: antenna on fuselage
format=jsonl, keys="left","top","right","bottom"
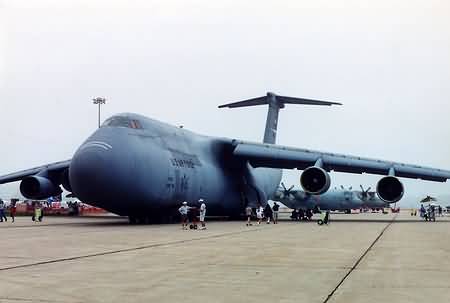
{"left": 218, "top": 92, "right": 342, "bottom": 144}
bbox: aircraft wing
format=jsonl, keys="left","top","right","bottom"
{"left": 232, "top": 141, "right": 450, "bottom": 182}
{"left": 0, "top": 160, "right": 71, "bottom": 184}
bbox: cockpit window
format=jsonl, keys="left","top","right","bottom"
{"left": 102, "top": 117, "right": 143, "bottom": 129}
{"left": 130, "top": 119, "right": 142, "bottom": 129}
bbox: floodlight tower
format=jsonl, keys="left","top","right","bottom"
{"left": 92, "top": 97, "right": 106, "bottom": 128}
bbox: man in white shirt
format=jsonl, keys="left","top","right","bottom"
{"left": 178, "top": 201, "right": 189, "bottom": 230}
{"left": 199, "top": 199, "right": 206, "bottom": 230}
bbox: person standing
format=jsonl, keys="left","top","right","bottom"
{"left": 34, "top": 202, "right": 43, "bottom": 222}
{"left": 264, "top": 204, "right": 273, "bottom": 224}
{"left": 188, "top": 204, "right": 199, "bottom": 229}
{"left": 256, "top": 205, "right": 264, "bottom": 225}
{"left": 245, "top": 205, "right": 253, "bottom": 226}
{"left": 0, "top": 199, "right": 7, "bottom": 222}
{"left": 420, "top": 204, "right": 426, "bottom": 219}
{"left": 198, "top": 199, "right": 207, "bottom": 230}
{"left": 178, "top": 201, "right": 189, "bottom": 230}
{"left": 272, "top": 202, "right": 280, "bottom": 224}
{"left": 9, "top": 200, "right": 17, "bottom": 223}
{"left": 318, "top": 210, "right": 330, "bottom": 225}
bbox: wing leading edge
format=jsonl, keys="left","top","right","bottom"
{"left": 0, "top": 160, "right": 71, "bottom": 184}
{"left": 232, "top": 141, "right": 450, "bottom": 182}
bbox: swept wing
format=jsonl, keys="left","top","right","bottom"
{"left": 0, "top": 160, "right": 71, "bottom": 184}
{"left": 231, "top": 140, "right": 450, "bottom": 182}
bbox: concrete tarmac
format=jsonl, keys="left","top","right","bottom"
{"left": 1, "top": 211, "right": 449, "bottom": 303}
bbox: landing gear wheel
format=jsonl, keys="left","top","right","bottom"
{"left": 129, "top": 216, "right": 137, "bottom": 224}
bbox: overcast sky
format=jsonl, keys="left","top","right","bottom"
{"left": 1, "top": 0, "right": 450, "bottom": 205}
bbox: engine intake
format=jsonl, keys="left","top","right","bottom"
{"left": 20, "top": 175, "right": 62, "bottom": 200}
{"left": 376, "top": 176, "right": 404, "bottom": 203}
{"left": 300, "top": 166, "right": 331, "bottom": 195}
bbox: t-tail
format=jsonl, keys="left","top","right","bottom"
{"left": 219, "top": 92, "right": 342, "bottom": 144}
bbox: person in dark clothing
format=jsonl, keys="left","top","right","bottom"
{"left": 318, "top": 210, "right": 330, "bottom": 225}
{"left": 264, "top": 204, "right": 273, "bottom": 224}
{"left": 272, "top": 202, "right": 280, "bottom": 224}
{"left": 305, "top": 209, "right": 313, "bottom": 220}
{"left": 188, "top": 204, "right": 199, "bottom": 229}
{"left": 420, "top": 204, "right": 426, "bottom": 219}
{"left": 291, "top": 209, "right": 299, "bottom": 221}
{"left": 0, "top": 199, "right": 7, "bottom": 222}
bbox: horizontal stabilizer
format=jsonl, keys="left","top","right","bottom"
{"left": 218, "top": 92, "right": 342, "bottom": 108}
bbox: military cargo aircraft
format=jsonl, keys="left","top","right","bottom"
{"left": 1, "top": 92, "right": 450, "bottom": 223}
{"left": 274, "top": 183, "right": 388, "bottom": 213}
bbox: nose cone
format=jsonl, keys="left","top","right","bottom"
{"left": 69, "top": 136, "right": 128, "bottom": 211}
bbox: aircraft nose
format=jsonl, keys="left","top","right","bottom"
{"left": 69, "top": 140, "right": 125, "bottom": 207}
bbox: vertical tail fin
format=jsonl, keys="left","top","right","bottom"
{"left": 218, "top": 92, "right": 342, "bottom": 144}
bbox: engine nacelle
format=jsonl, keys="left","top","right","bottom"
{"left": 20, "top": 175, "right": 62, "bottom": 200}
{"left": 376, "top": 176, "right": 404, "bottom": 203}
{"left": 300, "top": 166, "right": 331, "bottom": 195}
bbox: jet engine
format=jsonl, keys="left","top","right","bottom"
{"left": 376, "top": 176, "right": 404, "bottom": 203}
{"left": 20, "top": 175, "right": 62, "bottom": 200}
{"left": 300, "top": 166, "right": 331, "bottom": 195}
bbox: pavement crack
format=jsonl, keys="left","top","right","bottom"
{"left": 0, "top": 297, "right": 73, "bottom": 303}
{"left": 322, "top": 214, "right": 398, "bottom": 303}
{"left": 0, "top": 228, "right": 261, "bottom": 273}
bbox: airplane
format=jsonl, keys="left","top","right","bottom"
{"left": 420, "top": 195, "right": 438, "bottom": 203}
{"left": 1, "top": 92, "right": 450, "bottom": 224}
{"left": 273, "top": 183, "right": 388, "bottom": 214}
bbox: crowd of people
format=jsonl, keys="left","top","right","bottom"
{"left": 290, "top": 209, "right": 314, "bottom": 221}
{"left": 1, "top": 196, "right": 333, "bottom": 227}
{"left": 179, "top": 200, "right": 287, "bottom": 229}
{"left": 252, "top": 202, "right": 280, "bottom": 225}
{"left": 0, "top": 199, "right": 45, "bottom": 223}
{"left": 419, "top": 204, "right": 444, "bottom": 222}
{"left": 0, "top": 199, "right": 17, "bottom": 223}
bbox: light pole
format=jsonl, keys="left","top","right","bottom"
{"left": 92, "top": 97, "right": 106, "bottom": 128}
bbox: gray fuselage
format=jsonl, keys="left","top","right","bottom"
{"left": 69, "top": 113, "right": 281, "bottom": 217}
{"left": 274, "top": 188, "right": 388, "bottom": 211}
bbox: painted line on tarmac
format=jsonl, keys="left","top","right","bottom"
{"left": 323, "top": 214, "right": 398, "bottom": 303}
{"left": 0, "top": 227, "right": 263, "bottom": 272}
{"left": 0, "top": 218, "right": 127, "bottom": 229}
